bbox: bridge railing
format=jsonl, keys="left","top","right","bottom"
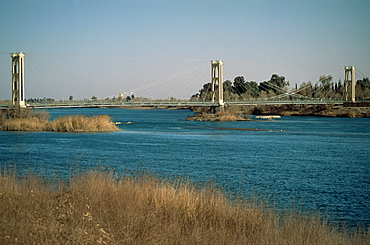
{"left": 225, "top": 98, "right": 344, "bottom": 105}
{"left": 25, "top": 98, "right": 345, "bottom": 108}
{"left": 26, "top": 99, "right": 220, "bottom": 108}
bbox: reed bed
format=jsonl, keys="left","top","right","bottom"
{"left": 0, "top": 109, "right": 119, "bottom": 132}
{"left": 0, "top": 171, "right": 368, "bottom": 244}
{"left": 47, "top": 115, "right": 119, "bottom": 132}
{"left": 0, "top": 117, "right": 49, "bottom": 131}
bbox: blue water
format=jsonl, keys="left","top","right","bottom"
{"left": 1, "top": 108, "right": 369, "bottom": 229}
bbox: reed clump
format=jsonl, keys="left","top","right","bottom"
{"left": 0, "top": 109, "right": 119, "bottom": 132}
{"left": 0, "top": 171, "right": 368, "bottom": 244}
{"left": 187, "top": 111, "right": 249, "bottom": 121}
{"left": 47, "top": 115, "right": 119, "bottom": 132}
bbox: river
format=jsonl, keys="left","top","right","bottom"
{"left": 0, "top": 108, "right": 369, "bottom": 229}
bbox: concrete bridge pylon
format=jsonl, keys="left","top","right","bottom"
{"left": 211, "top": 60, "right": 224, "bottom": 107}
{"left": 344, "top": 66, "right": 355, "bottom": 102}
{"left": 11, "top": 52, "right": 26, "bottom": 108}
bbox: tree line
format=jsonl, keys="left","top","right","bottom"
{"left": 192, "top": 74, "right": 370, "bottom": 101}
{"left": 26, "top": 97, "right": 55, "bottom": 103}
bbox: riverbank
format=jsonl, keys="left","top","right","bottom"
{"left": 0, "top": 171, "right": 368, "bottom": 244}
{"left": 189, "top": 104, "right": 370, "bottom": 118}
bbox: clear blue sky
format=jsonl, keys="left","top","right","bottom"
{"left": 0, "top": 0, "right": 369, "bottom": 100}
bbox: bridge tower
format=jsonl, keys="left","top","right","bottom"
{"left": 11, "top": 52, "right": 26, "bottom": 108}
{"left": 211, "top": 60, "right": 224, "bottom": 106}
{"left": 344, "top": 66, "right": 356, "bottom": 102}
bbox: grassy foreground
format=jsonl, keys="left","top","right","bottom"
{"left": 0, "top": 171, "right": 368, "bottom": 244}
{"left": 0, "top": 109, "right": 119, "bottom": 132}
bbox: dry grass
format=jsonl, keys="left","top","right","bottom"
{"left": 0, "top": 171, "right": 368, "bottom": 245}
{"left": 1, "top": 117, "right": 49, "bottom": 131}
{"left": 187, "top": 111, "right": 249, "bottom": 121}
{"left": 215, "top": 111, "right": 238, "bottom": 121}
{"left": 0, "top": 109, "right": 119, "bottom": 132}
{"left": 47, "top": 115, "right": 119, "bottom": 132}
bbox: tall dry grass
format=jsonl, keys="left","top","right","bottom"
{"left": 215, "top": 110, "right": 249, "bottom": 121}
{"left": 0, "top": 109, "right": 119, "bottom": 132}
{"left": 0, "top": 171, "right": 368, "bottom": 244}
{"left": 1, "top": 117, "right": 49, "bottom": 131}
{"left": 47, "top": 115, "right": 119, "bottom": 132}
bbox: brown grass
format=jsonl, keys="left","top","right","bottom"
{"left": 1, "top": 117, "right": 49, "bottom": 131}
{"left": 0, "top": 109, "right": 119, "bottom": 132}
{"left": 215, "top": 111, "right": 238, "bottom": 121}
{"left": 47, "top": 115, "right": 119, "bottom": 132}
{"left": 0, "top": 171, "right": 368, "bottom": 244}
{"left": 187, "top": 111, "right": 250, "bottom": 121}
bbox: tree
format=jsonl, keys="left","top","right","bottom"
{"left": 357, "top": 77, "right": 370, "bottom": 90}
{"left": 298, "top": 82, "right": 313, "bottom": 98}
{"left": 269, "top": 74, "right": 289, "bottom": 94}
{"left": 356, "top": 77, "right": 370, "bottom": 99}
{"left": 91, "top": 96, "right": 97, "bottom": 100}
{"left": 197, "top": 82, "right": 213, "bottom": 100}
{"left": 233, "top": 76, "right": 247, "bottom": 95}
{"left": 222, "top": 80, "right": 234, "bottom": 101}
{"left": 223, "top": 80, "right": 233, "bottom": 93}
{"left": 258, "top": 81, "right": 270, "bottom": 93}
{"left": 245, "top": 81, "right": 259, "bottom": 98}
{"left": 319, "top": 75, "right": 332, "bottom": 88}
{"left": 258, "top": 74, "right": 289, "bottom": 95}
{"left": 315, "top": 75, "right": 333, "bottom": 99}
{"left": 69, "top": 96, "right": 73, "bottom": 101}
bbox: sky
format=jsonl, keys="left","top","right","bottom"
{"left": 0, "top": 0, "right": 369, "bottom": 100}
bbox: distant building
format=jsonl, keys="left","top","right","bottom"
{"left": 118, "top": 92, "right": 134, "bottom": 101}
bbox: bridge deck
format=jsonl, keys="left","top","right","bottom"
{"left": 7, "top": 99, "right": 345, "bottom": 109}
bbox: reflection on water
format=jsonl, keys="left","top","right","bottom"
{"left": 1, "top": 108, "right": 369, "bottom": 228}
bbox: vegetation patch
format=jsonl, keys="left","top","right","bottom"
{"left": 0, "top": 170, "right": 368, "bottom": 244}
{"left": 0, "top": 108, "right": 119, "bottom": 132}
{"left": 191, "top": 74, "right": 370, "bottom": 103}
{"left": 187, "top": 109, "right": 251, "bottom": 121}
{"left": 190, "top": 104, "right": 370, "bottom": 118}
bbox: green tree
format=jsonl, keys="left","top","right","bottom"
{"left": 258, "top": 74, "right": 288, "bottom": 95}
{"left": 223, "top": 80, "right": 233, "bottom": 92}
{"left": 356, "top": 77, "right": 370, "bottom": 99}
{"left": 258, "top": 81, "right": 270, "bottom": 94}
{"left": 245, "top": 81, "right": 259, "bottom": 98}
{"left": 233, "top": 76, "right": 247, "bottom": 95}
{"left": 357, "top": 77, "right": 370, "bottom": 90}
{"left": 269, "top": 74, "right": 289, "bottom": 94}
{"left": 197, "top": 82, "right": 213, "bottom": 100}
{"left": 319, "top": 75, "right": 332, "bottom": 88}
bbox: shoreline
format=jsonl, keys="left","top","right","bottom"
{"left": 189, "top": 104, "right": 370, "bottom": 118}
{"left": 2, "top": 104, "right": 370, "bottom": 122}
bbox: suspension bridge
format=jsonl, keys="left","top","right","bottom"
{"left": 1, "top": 52, "right": 368, "bottom": 109}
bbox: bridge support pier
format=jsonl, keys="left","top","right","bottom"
{"left": 11, "top": 52, "right": 26, "bottom": 108}
{"left": 344, "top": 66, "right": 355, "bottom": 103}
{"left": 211, "top": 60, "right": 224, "bottom": 107}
